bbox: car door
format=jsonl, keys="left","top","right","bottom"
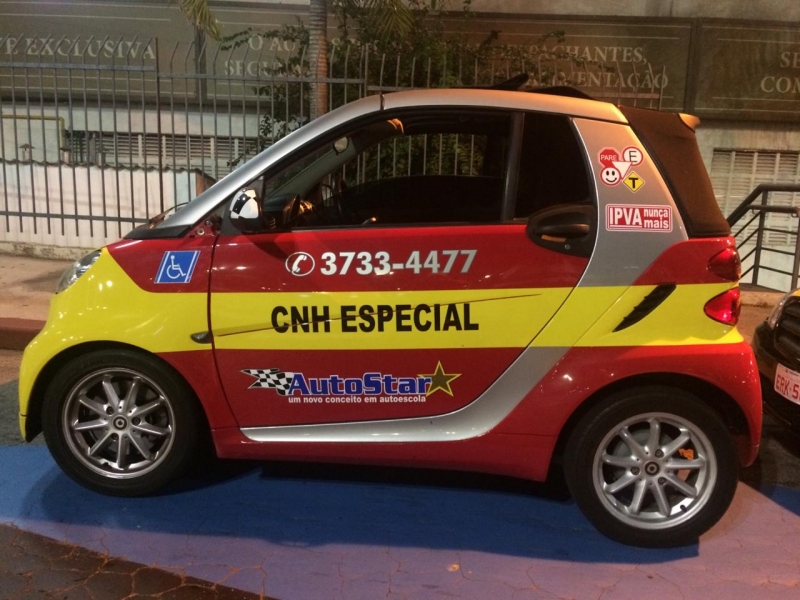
{"left": 209, "top": 108, "right": 596, "bottom": 428}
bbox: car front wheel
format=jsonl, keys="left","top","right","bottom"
{"left": 42, "top": 349, "right": 203, "bottom": 496}
{"left": 564, "top": 386, "right": 738, "bottom": 547}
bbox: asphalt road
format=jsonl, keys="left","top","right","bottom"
{"left": 0, "top": 350, "right": 43, "bottom": 447}
{"left": 5, "top": 308, "right": 800, "bottom": 599}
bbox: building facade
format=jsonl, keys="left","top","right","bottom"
{"left": 1, "top": 0, "right": 799, "bottom": 287}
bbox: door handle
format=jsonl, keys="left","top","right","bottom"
{"left": 526, "top": 203, "right": 596, "bottom": 258}
{"left": 533, "top": 222, "right": 590, "bottom": 239}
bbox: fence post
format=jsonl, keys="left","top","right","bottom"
{"left": 154, "top": 38, "right": 165, "bottom": 211}
{"left": 193, "top": 28, "right": 207, "bottom": 102}
{"left": 793, "top": 208, "right": 800, "bottom": 291}
{"left": 751, "top": 190, "right": 769, "bottom": 286}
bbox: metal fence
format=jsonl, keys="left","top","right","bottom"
{"left": 0, "top": 32, "right": 665, "bottom": 250}
{"left": 728, "top": 184, "right": 800, "bottom": 291}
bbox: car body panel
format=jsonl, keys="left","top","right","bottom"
{"left": 209, "top": 223, "right": 588, "bottom": 426}
{"left": 19, "top": 88, "right": 761, "bottom": 482}
{"left": 753, "top": 291, "right": 800, "bottom": 431}
{"left": 226, "top": 341, "right": 760, "bottom": 473}
{"left": 18, "top": 241, "right": 239, "bottom": 435}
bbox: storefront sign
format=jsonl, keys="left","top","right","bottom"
{"left": 1, "top": 1, "right": 800, "bottom": 122}
{"left": 694, "top": 24, "right": 800, "bottom": 120}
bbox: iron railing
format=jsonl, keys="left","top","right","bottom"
{"left": 0, "top": 32, "right": 666, "bottom": 250}
{"left": 728, "top": 183, "right": 800, "bottom": 291}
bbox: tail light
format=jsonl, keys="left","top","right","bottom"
{"left": 704, "top": 288, "right": 741, "bottom": 325}
{"left": 708, "top": 247, "right": 742, "bottom": 282}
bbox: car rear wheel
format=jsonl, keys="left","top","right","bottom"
{"left": 564, "top": 386, "right": 738, "bottom": 547}
{"left": 42, "top": 349, "right": 203, "bottom": 496}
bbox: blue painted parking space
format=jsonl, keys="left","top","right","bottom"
{"left": 2, "top": 445, "right": 800, "bottom": 599}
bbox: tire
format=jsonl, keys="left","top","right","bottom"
{"left": 42, "top": 349, "right": 204, "bottom": 496}
{"left": 564, "top": 386, "right": 738, "bottom": 547}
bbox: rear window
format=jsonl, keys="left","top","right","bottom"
{"left": 619, "top": 106, "right": 730, "bottom": 238}
{"left": 514, "top": 112, "right": 592, "bottom": 218}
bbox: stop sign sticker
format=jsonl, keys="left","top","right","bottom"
{"left": 599, "top": 147, "right": 620, "bottom": 166}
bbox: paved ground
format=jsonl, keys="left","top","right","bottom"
{"left": 0, "top": 523, "right": 263, "bottom": 600}
{"left": 2, "top": 443, "right": 800, "bottom": 600}
{"left": 4, "top": 254, "right": 800, "bottom": 599}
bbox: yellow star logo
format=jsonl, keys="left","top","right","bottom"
{"left": 419, "top": 361, "right": 461, "bottom": 397}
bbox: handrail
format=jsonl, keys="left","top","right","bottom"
{"left": 728, "top": 185, "right": 800, "bottom": 291}
{"left": 727, "top": 183, "right": 800, "bottom": 227}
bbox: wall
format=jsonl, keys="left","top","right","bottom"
{"left": 211, "top": 0, "right": 800, "bottom": 21}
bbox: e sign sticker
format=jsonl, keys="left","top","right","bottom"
{"left": 606, "top": 204, "right": 672, "bottom": 232}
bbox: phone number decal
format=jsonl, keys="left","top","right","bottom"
{"left": 285, "top": 250, "right": 477, "bottom": 277}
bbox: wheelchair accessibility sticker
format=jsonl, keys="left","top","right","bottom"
{"left": 155, "top": 251, "right": 200, "bottom": 284}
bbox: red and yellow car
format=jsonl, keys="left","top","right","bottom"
{"left": 19, "top": 86, "right": 760, "bottom": 547}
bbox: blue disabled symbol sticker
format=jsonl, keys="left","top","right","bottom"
{"left": 155, "top": 250, "right": 200, "bottom": 284}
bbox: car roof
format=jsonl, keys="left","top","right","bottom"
{"left": 380, "top": 88, "right": 627, "bottom": 124}
{"left": 150, "top": 86, "right": 626, "bottom": 234}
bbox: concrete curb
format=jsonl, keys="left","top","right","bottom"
{"left": 0, "top": 318, "right": 44, "bottom": 351}
{"left": 0, "top": 241, "right": 92, "bottom": 261}
{"left": 741, "top": 290, "right": 784, "bottom": 308}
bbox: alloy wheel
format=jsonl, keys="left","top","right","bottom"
{"left": 61, "top": 368, "right": 176, "bottom": 479}
{"left": 592, "top": 412, "right": 717, "bottom": 530}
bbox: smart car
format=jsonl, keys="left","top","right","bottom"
{"left": 753, "top": 289, "right": 800, "bottom": 429}
{"left": 19, "top": 83, "right": 761, "bottom": 547}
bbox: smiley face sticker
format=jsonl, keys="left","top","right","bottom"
{"left": 601, "top": 166, "right": 622, "bottom": 186}
{"left": 598, "top": 146, "right": 644, "bottom": 190}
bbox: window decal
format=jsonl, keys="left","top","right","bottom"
{"left": 606, "top": 204, "right": 672, "bottom": 232}
{"left": 154, "top": 251, "right": 200, "bottom": 284}
{"left": 598, "top": 146, "right": 644, "bottom": 189}
{"left": 241, "top": 363, "right": 462, "bottom": 403}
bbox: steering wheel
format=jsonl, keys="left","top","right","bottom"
{"left": 320, "top": 173, "right": 347, "bottom": 223}
{"left": 281, "top": 194, "right": 303, "bottom": 228}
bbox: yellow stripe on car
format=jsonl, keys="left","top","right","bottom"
{"left": 211, "top": 288, "right": 573, "bottom": 351}
{"left": 19, "top": 248, "right": 743, "bottom": 433}
{"left": 575, "top": 282, "right": 742, "bottom": 347}
{"left": 532, "top": 282, "right": 741, "bottom": 348}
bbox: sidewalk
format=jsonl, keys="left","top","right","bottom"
{"left": 0, "top": 251, "right": 785, "bottom": 351}
{"left": 0, "top": 254, "right": 71, "bottom": 351}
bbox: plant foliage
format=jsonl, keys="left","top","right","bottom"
{"left": 221, "top": 0, "right": 585, "bottom": 165}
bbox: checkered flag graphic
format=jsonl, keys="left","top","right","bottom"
{"left": 241, "top": 368, "right": 295, "bottom": 394}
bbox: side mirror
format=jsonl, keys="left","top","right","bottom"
{"left": 333, "top": 136, "right": 349, "bottom": 154}
{"left": 229, "top": 188, "right": 270, "bottom": 233}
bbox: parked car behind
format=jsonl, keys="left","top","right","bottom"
{"left": 753, "top": 290, "right": 800, "bottom": 429}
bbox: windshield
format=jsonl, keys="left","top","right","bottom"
{"left": 152, "top": 95, "right": 383, "bottom": 231}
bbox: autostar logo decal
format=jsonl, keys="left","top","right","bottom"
{"left": 241, "top": 361, "right": 460, "bottom": 403}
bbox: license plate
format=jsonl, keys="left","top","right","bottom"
{"left": 775, "top": 363, "right": 800, "bottom": 405}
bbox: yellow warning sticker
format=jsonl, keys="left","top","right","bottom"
{"left": 623, "top": 171, "right": 645, "bottom": 192}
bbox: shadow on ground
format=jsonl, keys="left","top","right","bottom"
{"left": 0, "top": 446, "right": 701, "bottom": 566}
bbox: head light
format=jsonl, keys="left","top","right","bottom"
{"left": 767, "top": 289, "right": 798, "bottom": 329}
{"left": 56, "top": 250, "right": 101, "bottom": 294}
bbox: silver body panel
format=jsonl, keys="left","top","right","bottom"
{"left": 570, "top": 117, "right": 687, "bottom": 288}
{"left": 242, "top": 347, "right": 566, "bottom": 443}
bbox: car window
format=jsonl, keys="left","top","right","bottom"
{"left": 514, "top": 113, "right": 592, "bottom": 219}
{"left": 248, "top": 111, "right": 512, "bottom": 229}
